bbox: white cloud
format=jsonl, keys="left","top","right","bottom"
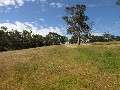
{"left": 56, "top": 3, "right": 63, "bottom": 8}
{"left": 0, "top": 0, "right": 47, "bottom": 12}
{"left": 39, "top": 18, "right": 45, "bottom": 22}
{"left": 0, "top": 21, "right": 64, "bottom": 36}
{"left": 87, "top": 4, "right": 97, "bottom": 7}
{"left": 0, "top": 0, "right": 36, "bottom": 7}
{"left": 16, "top": 0, "right": 24, "bottom": 6}
{"left": 50, "top": 3, "right": 56, "bottom": 7}
{"left": 0, "top": 0, "right": 15, "bottom": 6}
{"left": 50, "top": 2, "right": 64, "bottom": 8}
{"left": 91, "top": 33, "right": 103, "bottom": 36}
{"left": 0, "top": 0, "right": 19, "bottom": 6}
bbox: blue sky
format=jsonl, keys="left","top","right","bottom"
{"left": 0, "top": 0, "right": 120, "bottom": 37}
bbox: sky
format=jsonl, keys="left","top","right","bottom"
{"left": 0, "top": 0, "right": 120, "bottom": 38}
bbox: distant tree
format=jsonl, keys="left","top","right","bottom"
{"left": 60, "top": 36, "right": 68, "bottom": 44}
{"left": 7, "top": 30, "right": 22, "bottom": 50}
{"left": 110, "top": 35, "right": 115, "bottom": 41}
{"left": 44, "top": 32, "right": 68, "bottom": 45}
{"left": 21, "top": 30, "right": 32, "bottom": 48}
{"left": 115, "top": 36, "right": 120, "bottom": 41}
{"left": 81, "top": 34, "right": 90, "bottom": 43}
{"left": 63, "top": 4, "right": 89, "bottom": 45}
{"left": 0, "top": 30, "right": 6, "bottom": 51}
{"left": 32, "top": 34, "right": 44, "bottom": 47}
{"left": 45, "top": 32, "right": 60, "bottom": 45}
{"left": 102, "top": 32, "right": 111, "bottom": 42}
{"left": 89, "top": 35, "right": 104, "bottom": 42}
{"left": 0, "top": 26, "right": 7, "bottom": 31}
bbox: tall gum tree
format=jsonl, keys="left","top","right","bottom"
{"left": 63, "top": 4, "right": 89, "bottom": 45}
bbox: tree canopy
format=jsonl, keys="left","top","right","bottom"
{"left": 63, "top": 4, "right": 90, "bottom": 45}
{"left": 116, "top": 0, "right": 120, "bottom": 5}
{"left": 0, "top": 26, "right": 68, "bottom": 51}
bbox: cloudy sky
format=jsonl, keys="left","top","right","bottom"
{"left": 0, "top": 0, "right": 120, "bottom": 37}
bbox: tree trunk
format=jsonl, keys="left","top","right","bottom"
{"left": 78, "top": 32, "right": 81, "bottom": 45}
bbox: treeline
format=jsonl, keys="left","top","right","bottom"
{"left": 69, "top": 32, "right": 120, "bottom": 44}
{"left": 0, "top": 27, "right": 68, "bottom": 51}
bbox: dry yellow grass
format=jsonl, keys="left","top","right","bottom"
{"left": 0, "top": 43, "right": 120, "bottom": 90}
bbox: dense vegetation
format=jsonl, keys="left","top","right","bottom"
{"left": 69, "top": 32, "right": 120, "bottom": 44}
{"left": 0, "top": 43, "right": 120, "bottom": 90}
{"left": 0, "top": 26, "right": 120, "bottom": 51}
{"left": 0, "top": 26, "right": 68, "bottom": 51}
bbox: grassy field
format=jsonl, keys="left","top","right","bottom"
{"left": 0, "top": 42, "right": 120, "bottom": 90}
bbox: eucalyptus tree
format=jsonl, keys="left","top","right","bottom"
{"left": 69, "top": 35, "right": 78, "bottom": 44}
{"left": 116, "top": 0, "right": 120, "bottom": 5}
{"left": 63, "top": 4, "right": 90, "bottom": 45}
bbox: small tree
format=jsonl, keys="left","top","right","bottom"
{"left": 63, "top": 4, "right": 89, "bottom": 45}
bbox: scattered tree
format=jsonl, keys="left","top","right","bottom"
{"left": 63, "top": 4, "right": 90, "bottom": 45}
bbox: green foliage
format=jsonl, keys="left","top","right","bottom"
{"left": 116, "top": 0, "right": 120, "bottom": 5}
{"left": 0, "top": 28, "right": 68, "bottom": 51}
{"left": 63, "top": 4, "right": 89, "bottom": 45}
{"left": 69, "top": 34, "right": 78, "bottom": 44}
{"left": 44, "top": 32, "right": 68, "bottom": 45}
{"left": 60, "top": 36, "right": 68, "bottom": 44}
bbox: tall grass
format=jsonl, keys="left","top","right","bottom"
{"left": 0, "top": 43, "right": 120, "bottom": 90}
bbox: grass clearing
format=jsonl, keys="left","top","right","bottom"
{"left": 0, "top": 42, "right": 120, "bottom": 90}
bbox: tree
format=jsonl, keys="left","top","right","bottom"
{"left": 60, "top": 36, "right": 68, "bottom": 44}
{"left": 21, "top": 30, "right": 32, "bottom": 48}
{"left": 69, "top": 35, "right": 78, "bottom": 44}
{"left": 32, "top": 34, "right": 44, "bottom": 47}
{"left": 1, "top": 26, "right": 8, "bottom": 31}
{"left": 63, "top": 4, "right": 89, "bottom": 45}
{"left": 116, "top": 0, "right": 120, "bottom": 5}
{"left": 115, "top": 36, "right": 120, "bottom": 41}
{"left": 102, "top": 32, "right": 111, "bottom": 42}
{"left": 7, "top": 30, "right": 22, "bottom": 50}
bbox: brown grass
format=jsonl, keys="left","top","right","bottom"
{"left": 0, "top": 43, "right": 120, "bottom": 90}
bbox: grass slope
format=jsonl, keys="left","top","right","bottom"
{"left": 0, "top": 42, "right": 120, "bottom": 90}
